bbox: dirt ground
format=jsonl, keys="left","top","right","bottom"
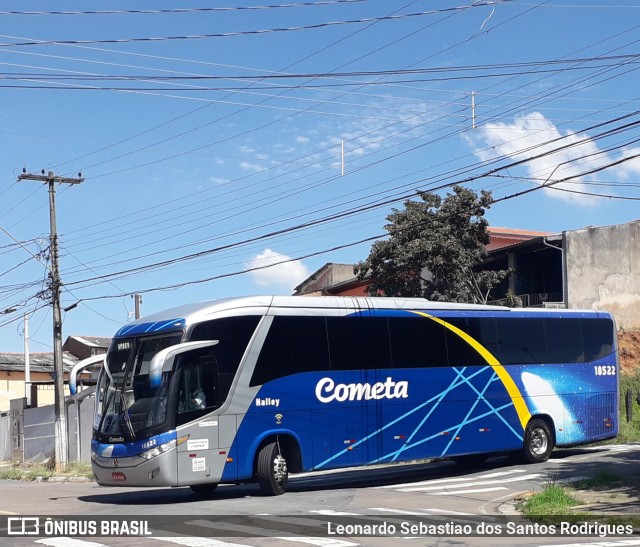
{"left": 619, "top": 330, "right": 640, "bottom": 374}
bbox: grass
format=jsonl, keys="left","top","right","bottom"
{"left": 516, "top": 367, "right": 640, "bottom": 527}
{"left": 519, "top": 483, "right": 579, "bottom": 518}
{"left": 520, "top": 471, "right": 640, "bottom": 529}
{"left": 0, "top": 460, "right": 93, "bottom": 481}
{"left": 617, "top": 369, "right": 640, "bottom": 443}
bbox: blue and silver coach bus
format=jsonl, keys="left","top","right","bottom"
{"left": 84, "top": 296, "right": 618, "bottom": 496}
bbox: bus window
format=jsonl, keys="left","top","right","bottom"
{"left": 251, "top": 316, "right": 330, "bottom": 386}
{"left": 176, "top": 354, "right": 218, "bottom": 424}
{"left": 190, "top": 316, "right": 260, "bottom": 374}
{"left": 544, "top": 318, "right": 584, "bottom": 364}
{"left": 444, "top": 317, "right": 490, "bottom": 367}
{"left": 388, "top": 316, "right": 447, "bottom": 368}
{"left": 326, "top": 316, "right": 391, "bottom": 371}
{"left": 493, "top": 318, "right": 546, "bottom": 365}
{"left": 582, "top": 318, "right": 614, "bottom": 361}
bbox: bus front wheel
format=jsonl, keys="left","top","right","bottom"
{"left": 518, "top": 418, "right": 554, "bottom": 463}
{"left": 257, "top": 442, "right": 288, "bottom": 496}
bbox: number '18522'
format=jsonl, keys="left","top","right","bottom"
{"left": 594, "top": 365, "right": 615, "bottom": 376}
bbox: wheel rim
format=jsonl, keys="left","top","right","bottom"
{"left": 273, "top": 454, "right": 288, "bottom": 486}
{"left": 531, "top": 427, "right": 549, "bottom": 455}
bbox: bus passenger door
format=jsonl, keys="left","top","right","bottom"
{"left": 176, "top": 418, "right": 221, "bottom": 486}
{"left": 327, "top": 369, "right": 379, "bottom": 469}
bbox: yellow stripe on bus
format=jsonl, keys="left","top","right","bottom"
{"left": 412, "top": 311, "right": 531, "bottom": 431}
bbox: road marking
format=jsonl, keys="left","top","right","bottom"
{"left": 155, "top": 538, "right": 251, "bottom": 547}
{"left": 377, "top": 468, "right": 529, "bottom": 489}
{"left": 310, "top": 510, "right": 361, "bottom": 516}
{"left": 544, "top": 541, "right": 640, "bottom": 547}
{"left": 433, "top": 486, "right": 508, "bottom": 495}
{"left": 367, "top": 507, "right": 438, "bottom": 516}
{"left": 35, "top": 539, "right": 106, "bottom": 547}
{"left": 396, "top": 472, "right": 542, "bottom": 492}
{"left": 184, "top": 520, "right": 358, "bottom": 547}
{"left": 277, "top": 538, "right": 359, "bottom": 546}
{"left": 419, "top": 508, "right": 474, "bottom": 515}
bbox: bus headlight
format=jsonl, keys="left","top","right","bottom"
{"left": 138, "top": 435, "right": 188, "bottom": 460}
{"left": 139, "top": 439, "right": 177, "bottom": 460}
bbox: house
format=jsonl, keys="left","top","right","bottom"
{"left": 481, "top": 220, "right": 640, "bottom": 331}
{"left": 0, "top": 334, "right": 111, "bottom": 411}
{"left": 293, "top": 221, "right": 640, "bottom": 331}
{"left": 293, "top": 228, "right": 549, "bottom": 298}
{"left": 293, "top": 263, "right": 368, "bottom": 296}
{"left": 62, "top": 335, "right": 111, "bottom": 360}
{"left": 0, "top": 352, "right": 78, "bottom": 411}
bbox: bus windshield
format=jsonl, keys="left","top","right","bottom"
{"left": 95, "top": 333, "right": 183, "bottom": 441}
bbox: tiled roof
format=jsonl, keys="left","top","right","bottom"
{"left": 0, "top": 352, "right": 78, "bottom": 373}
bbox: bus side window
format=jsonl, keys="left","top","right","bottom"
{"left": 326, "top": 316, "right": 391, "bottom": 371}
{"left": 388, "top": 316, "right": 447, "bottom": 368}
{"left": 177, "top": 355, "right": 218, "bottom": 415}
{"left": 250, "top": 316, "right": 330, "bottom": 386}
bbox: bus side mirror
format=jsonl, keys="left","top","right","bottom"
{"left": 148, "top": 340, "right": 219, "bottom": 388}
{"left": 69, "top": 354, "right": 106, "bottom": 395}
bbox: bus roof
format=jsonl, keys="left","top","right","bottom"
{"left": 114, "top": 295, "right": 610, "bottom": 338}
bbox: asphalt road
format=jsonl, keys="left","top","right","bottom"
{"left": 1, "top": 443, "right": 639, "bottom": 547}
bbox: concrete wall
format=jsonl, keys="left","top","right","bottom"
{"left": 0, "top": 414, "right": 10, "bottom": 461}
{"left": 23, "top": 405, "right": 55, "bottom": 461}
{"left": 0, "top": 390, "right": 95, "bottom": 463}
{"left": 67, "top": 393, "right": 95, "bottom": 463}
{"left": 565, "top": 221, "right": 640, "bottom": 329}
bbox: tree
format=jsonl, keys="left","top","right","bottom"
{"left": 354, "top": 186, "right": 509, "bottom": 304}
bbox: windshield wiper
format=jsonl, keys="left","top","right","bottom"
{"left": 96, "top": 384, "right": 116, "bottom": 435}
{"left": 122, "top": 407, "right": 135, "bottom": 438}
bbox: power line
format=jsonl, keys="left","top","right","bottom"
{"left": 0, "top": 4, "right": 513, "bottom": 48}
{"left": 0, "top": 1, "right": 367, "bottom": 16}
{"left": 61, "top": 114, "right": 640, "bottom": 289}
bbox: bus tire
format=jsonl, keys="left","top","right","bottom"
{"left": 190, "top": 483, "right": 218, "bottom": 496}
{"left": 257, "top": 441, "right": 288, "bottom": 496}
{"left": 520, "top": 418, "right": 554, "bottom": 463}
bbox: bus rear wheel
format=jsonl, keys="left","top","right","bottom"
{"left": 257, "top": 441, "right": 288, "bottom": 496}
{"left": 517, "top": 418, "right": 554, "bottom": 463}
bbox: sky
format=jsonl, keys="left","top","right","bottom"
{"left": 1, "top": 0, "right": 639, "bottom": 353}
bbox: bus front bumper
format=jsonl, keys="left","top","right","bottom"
{"left": 92, "top": 449, "right": 178, "bottom": 487}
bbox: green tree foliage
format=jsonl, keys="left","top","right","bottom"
{"left": 354, "top": 186, "right": 510, "bottom": 304}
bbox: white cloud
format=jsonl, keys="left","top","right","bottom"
{"left": 239, "top": 161, "right": 263, "bottom": 172}
{"left": 465, "top": 112, "right": 612, "bottom": 204}
{"left": 245, "top": 248, "right": 310, "bottom": 292}
{"left": 611, "top": 146, "right": 640, "bottom": 180}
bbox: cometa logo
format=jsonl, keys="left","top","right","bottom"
{"left": 315, "top": 377, "right": 409, "bottom": 403}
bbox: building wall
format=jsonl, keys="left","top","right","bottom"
{"left": 566, "top": 221, "right": 640, "bottom": 329}
{"left": 0, "top": 372, "right": 64, "bottom": 412}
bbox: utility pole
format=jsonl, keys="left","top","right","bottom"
{"left": 132, "top": 293, "right": 142, "bottom": 319}
{"left": 18, "top": 170, "right": 84, "bottom": 472}
{"left": 24, "top": 314, "right": 30, "bottom": 407}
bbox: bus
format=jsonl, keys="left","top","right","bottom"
{"left": 84, "top": 296, "right": 618, "bottom": 496}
